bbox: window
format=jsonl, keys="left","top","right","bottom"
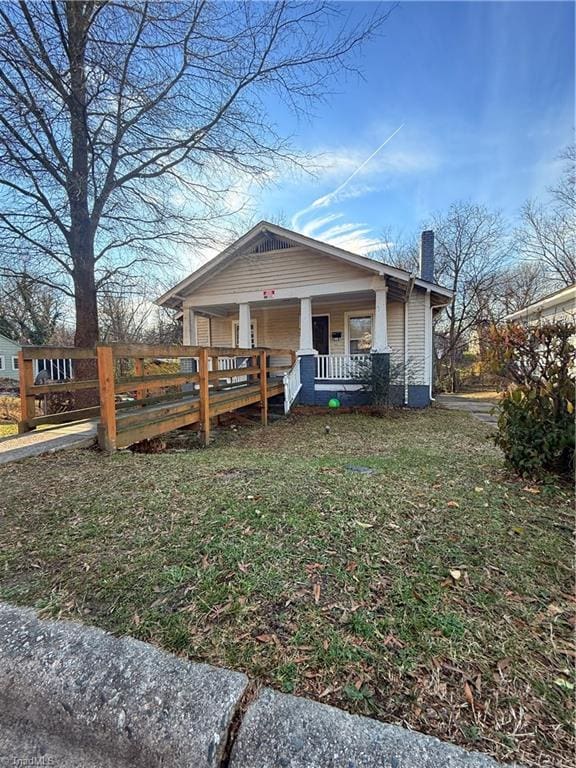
{"left": 233, "top": 320, "right": 257, "bottom": 348}
{"left": 347, "top": 314, "right": 373, "bottom": 354}
{"left": 12, "top": 356, "right": 19, "bottom": 370}
{"left": 0, "top": 356, "right": 4, "bottom": 371}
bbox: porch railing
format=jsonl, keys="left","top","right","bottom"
{"left": 315, "top": 354, "right": 370, "bottom": 380}
{"left": 283, "top": 359, "right": 302, "bottom": 413}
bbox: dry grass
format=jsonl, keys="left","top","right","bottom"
{"left": 0, "top": 394, "right": 19, "bottom": 422}
{"left": 0, "top": 409, "right": 573, "bottom": 766}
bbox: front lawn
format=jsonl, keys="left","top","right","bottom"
{"left": 0, "top": 410, "right": 572, "bottom": 766}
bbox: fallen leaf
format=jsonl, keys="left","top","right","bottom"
{"left": 474, "top": 486, "right": 484, "bottom": 493}
{"left": 554, "top": 678, "right": 574, "bottom": 691}
{"left": 464, "top": 681, "right": 475, "bottom": 708}
{"left": 354, "top": 521, "right": 373, "bottom": 529}
{"left": 447, "top": 500, "right": 460, "bottom": 508}
{"left": 255, "top": 633, "right": 275, "bottom": 644}
{"left": 522, "top": 486, "right": 541, "bottom": 494}
{"left": 313, "top": 582, "right": 321, "bottom": 604}
{"left": 449, "top": 569, "right": 462, "bottom": 581}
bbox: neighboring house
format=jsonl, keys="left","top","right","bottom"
{"left": 157, "top": 222, "right": 453, "bottom": 407}
{"left": 0, "top": 332, "right": 72, "bottom": 383}
{"left": 0, "top": 333, "right": 21, "bottom": 381}
{"left": 504, "top": 283, "right": 576, "bottom": 324}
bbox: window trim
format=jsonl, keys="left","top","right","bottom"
{"left": 232, "top": 319, "right": 258, "bottom": 348}
{"left": 0, "top": 355, "right": 4, "bottom": 371}
{"left": 344, "top": 311, "right": 374, "bottom": 355}
{"left": 11, "top": 356, "right": 19, "bottom": 371}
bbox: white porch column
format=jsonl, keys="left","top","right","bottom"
{"left": 298, "top": 297, "right": 315, "bottom": 355}
{"left": 182, "top": 307, "right": 198, "bottom": 346}
{"left": 238, "top": 302, "right": 252, "bottom": 348}
{"left": 372, "top": 287, "right": 391, "bottom": 353}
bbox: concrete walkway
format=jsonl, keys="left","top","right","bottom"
{"left": 435, "top": 392, "right": 498, "bottom": 426}
{"left": 0, "top": 420, "right": 97, "bottom": 464}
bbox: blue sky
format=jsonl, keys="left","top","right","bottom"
{"left": 237, "top": 0, "right": 574, "bottom": 255}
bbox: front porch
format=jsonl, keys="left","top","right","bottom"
{"left": 182, "top": 288, "right": 432, "bottom": 408}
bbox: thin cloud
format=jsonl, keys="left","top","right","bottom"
{"left": 311, "top": 123, "right": 405, "bottom": 209}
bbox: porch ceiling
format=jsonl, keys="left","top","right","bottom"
{"left": 195, "top": 290, "right": 383, "bottom": 317}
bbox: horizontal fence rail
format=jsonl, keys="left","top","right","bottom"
{"left": 315, "top": 354, "right": 370, "bottom": 381}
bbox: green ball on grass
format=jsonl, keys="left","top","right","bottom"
{"left": 328, "top": 398, "right": 341, "bottom": 409}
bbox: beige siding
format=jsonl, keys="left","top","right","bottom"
{"left": 195, "top": 248, "right": 371, "bottom": 296}
{"left": 406, "top": 289, "right": 426, "bottom": 384}
{"left": 387, "top": 301, "right": 404, "bottom": 371}
{"left": 191, "top": 299, "right": 407, "bottom": 362}
{"left": 196, "top": 316, "right": 211, "bottom": 346}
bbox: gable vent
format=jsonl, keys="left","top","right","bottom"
{"left": 247, "top": 233, "right": 297, "bottom": 254}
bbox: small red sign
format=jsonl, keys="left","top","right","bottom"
{"left": 263, "top": 289, "right": 276, "bottom": 299}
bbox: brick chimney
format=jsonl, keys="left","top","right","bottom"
{"left": 419, "top": 230, "right": 434, "bottom": 282}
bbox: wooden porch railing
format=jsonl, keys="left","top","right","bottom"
{"left": 18, "top": 343, "right": 296, "bottom": 451}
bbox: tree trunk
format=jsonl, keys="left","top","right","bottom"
{"left": 67, "top": 3, "right": 99, "bottom": 405}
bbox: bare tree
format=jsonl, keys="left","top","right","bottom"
{"left": 515, "top": 146, "right": 576, "bottom": 286}
{"left": 0, "top": 275, "right": 63, "bottom": 344}
{"left": 488, "top": 261, "right": 548, "bottom": 322}
{"left": 432, "top": 202, "right": 508, "bottom": 392}
{"left": 375, "top": 226, "right": 419, "bottom": 272}
{"left": 0, "top": 1, "right": 390, "bottom": 350}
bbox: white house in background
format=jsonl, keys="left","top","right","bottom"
{"left": 0, "top": 333, "right": 21, "bottom": 381}
{"left": 157, "top": 222, "right": 453, "bottom": 407}
{"left": 504, "top": 283, "right": 576, "bottom": 324}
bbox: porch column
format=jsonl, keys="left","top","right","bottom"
{"left": 372, "top": 287, "right": 391, "bottom": 353}
{"left": 298, "top": 297, "right": 315, "bottom": 356}
{"left": 182, "top": 307, "right": 198, "bottom": 346}
{"left": 238, "top": 303, "right": 251, "bottom": 348}
{"left": 181, "top": 307, "right": 198, "bottom": 380}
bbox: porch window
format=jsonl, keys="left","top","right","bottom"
{"left": 233, "top": 320, "right": 257, "bottom": 348}
{"left": 348, "top": 315, "right": 372, "bottom": 354}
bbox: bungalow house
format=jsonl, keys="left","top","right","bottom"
{"left": 156, "top": 222, "right": 453, "bottom": 407}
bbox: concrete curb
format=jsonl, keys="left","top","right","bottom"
{"left": 0, "top": 603, "right": 516, "bottom": 768}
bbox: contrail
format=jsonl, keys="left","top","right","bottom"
{"left": 311, "top": 122, "right": 405, "bottom": 209}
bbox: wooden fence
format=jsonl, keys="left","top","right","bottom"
{"left": 18, "top": 343, "right": 296, "bottom": 451}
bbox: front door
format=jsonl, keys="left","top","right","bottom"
{"left": 312, "top": 315, "right": 329, "bottom": 355}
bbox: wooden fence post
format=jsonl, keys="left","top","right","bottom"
{"left": 198, "top": 347, "right": 210, "bottom": 445}
{"left": 97, "top": 345, "right": 117, "bottom": 452}
{"left": 260, "top": 350, "right": 268, "bottom": 426}
{"left": 18, "top": 351, "right": 36, "bottom": 433}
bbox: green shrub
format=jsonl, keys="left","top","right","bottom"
{"left": 488, "top": 319, "right": 575, "bottom": 479}
{"left": 495, "top": 385, "right": 574, "bottom": 478}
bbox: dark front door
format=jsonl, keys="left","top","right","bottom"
{"left": 312, "top": 315, "right": 329, "bottom": 355}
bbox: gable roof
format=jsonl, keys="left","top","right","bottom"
{"left": 157, "top": 220, "right": 452, "bottom": 308}
{"left": 0, "top": 332, "right": 20, "bottom": 348}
